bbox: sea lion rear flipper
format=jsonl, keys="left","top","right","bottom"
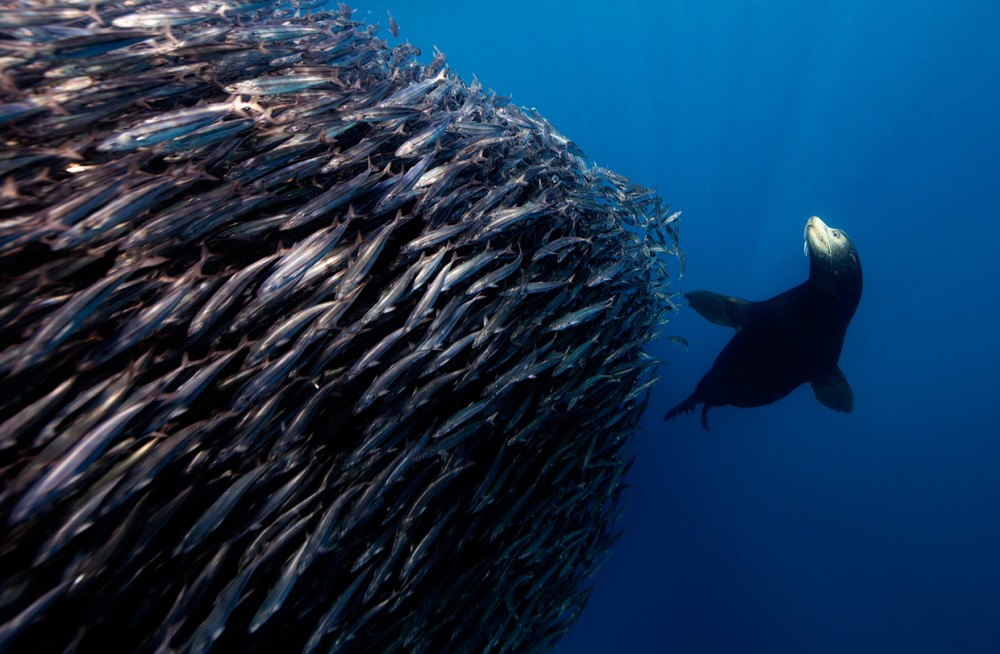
{"left": 664, "top": 393, "right": 698, "bottom": 422}
{"left": 684, "top": 291, "right": 752, "bottom": 329}
{"left": 811, "top": 366, "right": 854, "bottom": 413}
{"left": 664, "top": 393, "right": 712, "bottom": 431}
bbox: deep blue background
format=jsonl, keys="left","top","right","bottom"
{"left": 349, "top": 2, "right": 1000, "bottom": 652}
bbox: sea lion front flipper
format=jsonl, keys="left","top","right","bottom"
{"left": 684, "top": 291, "right": 753, "bottom": 329}
{"left": 811, "top": 366, "right": 854, "bottom": 413}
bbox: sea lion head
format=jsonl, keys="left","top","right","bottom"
{"left": 804, "top": 215, "right": 862, "bottom": 312}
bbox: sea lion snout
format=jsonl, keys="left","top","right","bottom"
{"left": 805, "top": 216, "right": 832, "bottom": 259}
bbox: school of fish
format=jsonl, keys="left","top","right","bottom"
{"left": 0, "top": 1, "right": 682, "bottom": 652}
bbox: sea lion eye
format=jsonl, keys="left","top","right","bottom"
{"left": 832, "top": 231, "right": 840, "bottom": 238}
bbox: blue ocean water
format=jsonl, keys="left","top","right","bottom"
{"left": 351, "top": 2, "right": 1000, "bottom": 652}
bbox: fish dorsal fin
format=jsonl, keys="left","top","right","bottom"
{"left": 811, "top": 366, "right": 854, "bottom": 413}
{"left": 684, "top": 291, "right": 752, "bottom": 329}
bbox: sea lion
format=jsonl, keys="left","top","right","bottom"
{"left": 664, "top": 216, "right": 862, "bottom": 430}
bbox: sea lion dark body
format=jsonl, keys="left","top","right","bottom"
{"left": 665, "top": 216, "right": 862, "bottom": 430}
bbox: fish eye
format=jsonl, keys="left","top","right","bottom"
{"left": 832, "top": 231, "right": 840, "bottom": 238}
